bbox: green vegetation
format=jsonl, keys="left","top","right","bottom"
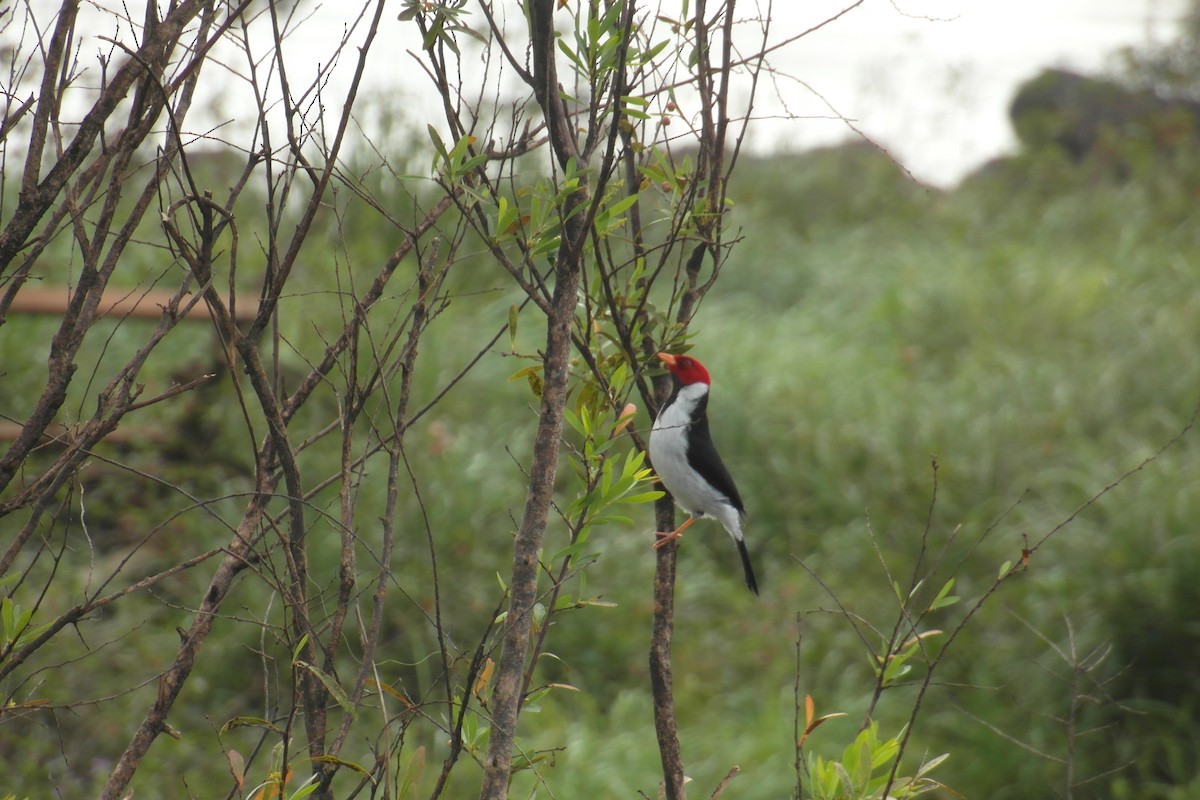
{"left": 4, "top": 0, "right": 1200, "bottom": 791}
{"left": 441, "top": 141, "right": 1200, "bottom": 798}
{"left": 5, "top": 132, "right": 1199, "bottom": 797}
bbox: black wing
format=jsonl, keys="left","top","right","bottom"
{"left": 686, "top": 392, "right": 746, "bottom": 514}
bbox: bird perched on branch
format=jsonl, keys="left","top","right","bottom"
{"left": 649, "top": 352, "right": 759, "bottom": 595}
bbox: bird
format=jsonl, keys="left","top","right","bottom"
{"left": 648, "top": 351, "right": 759, "bottom": 595}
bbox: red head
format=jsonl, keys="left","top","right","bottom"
{"left": 657, "top": 352, "right": 711, "bottom": 386}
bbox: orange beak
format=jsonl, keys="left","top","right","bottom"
{"left": 656, "top": 352, "right": 677, "bottom": 368}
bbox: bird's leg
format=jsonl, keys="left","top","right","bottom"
{"left": 653, "top": 515, "right": 696, "bottom": 549}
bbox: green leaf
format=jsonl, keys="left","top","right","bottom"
{"left": 579, "top": 597, "right": 616, "bottom": 609}
{"left": 930, "top": 577, "right": 960, "bottom": 610}
{"left": 556, "top": 37, "right": 584, "bottom": 69}
{"left": 455, "top": 24, "right": 490, "bottom": 47}
{"left": 507, "top": 304, "right": 519, "bottom": 351}
{"left": 588, "top": 514, "right": 633, "bottom": 526}
{"left": 562, "top": 406, "right": 585, "bottom": 437}
{"left": 1, "top": 597, "right": 16, "bottom": 645}
{"left": 881, "top": 659, "right": 912, "bottom": 685}
{"left": 606, "top": 192, "right": 640, "bottom": 219}
{"left": 422, "top": 18, "right": 442, "bottom": 51}
{"left": 295, "top": 660, "right": 356, "bottom": 718}
{"left": 397, "top": 746, "right": 426, "bottom": 800}
{"left": 221, "top": 716, "right": 285, "bottom": 735}
{"left": 286, "top": 775, "right": 321, "bottom": 799}
{"left": 461, "top": 154, "right": 487, "bottom": 174}
{"left": 591, "top": 436, "right": 620, "bottom": 457}
{"left": 915, "top": 752, "right": 950, "bottom": 779}
{"left": 427, "top": 124, "right": 448, "bottom": 169}
{"left": 609, "top": 361, "right": 631, "bottom": 395}
{"left": 291, "top": 633, "right": 310, "bottom": 663}
{"left": 440, "top": 31, "right": 461, "bottom": 57}
{"left": 872, "top": 732, "right": 901, "bottom": 770}
{"left": 640, "top": 38, "right": 670, "bottom": 64}
{"left": 310, "top": 754, "right": 373, "bottom": 779}
{"left": 615, "top": 490, "right": 664, "bottom": 504}
{"left": 551, "top": 537, "right": 593, "bottom": 562}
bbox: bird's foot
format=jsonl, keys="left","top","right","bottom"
{"left": 652, "top": 517, "right": 695, "bottom": 549}
{"left": 652, "top": 529, "right": 683, "bottom": 550}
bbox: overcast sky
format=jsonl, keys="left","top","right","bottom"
{"left": 765, "top": 0, "right": 1190, "bottom": 184}
{"left": 329, "top": 0, "right": 1192, "bottom": 185}
{"left": 14, "top": 0, "right": 1190, "bottom": 186}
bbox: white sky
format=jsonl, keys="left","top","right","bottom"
{"left": 315, "top": 0, "right": 1190, "bottom": 185}
{"left": 764, "top": 0, "right": 1190, "bottom": 183}
{"left": 7, "top": 0, "right": 1192, "bottom": 186}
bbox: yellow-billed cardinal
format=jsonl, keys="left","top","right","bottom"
{"left": 649, "top": 352, "right": 759, "bottom": 595}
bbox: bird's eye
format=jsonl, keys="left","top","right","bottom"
{"left": 679, "top": 358, "right": 692, "bottom": 367}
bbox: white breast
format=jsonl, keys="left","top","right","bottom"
{"left": 649, "top": 383, "right": 744, "bottom": 541}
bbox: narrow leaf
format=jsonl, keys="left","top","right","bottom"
{"left": 605, "top": 192, "right": 640, "bottom": 219}
{"left": 296, "top": 660, "right": 356, "bottom": 718}
{"left": 398, "top": 746, "right": 426, "bottom": 800}
{"left": 227, "top": 749, "right": 245, "bottom": 790}
{"left": 930, "top": 578, "right": 960, "bottom": 610}
{"left": 427, "top": 124, "right": 447, "bottom": 161}
{"left": 368, "top": 679, "right": 415, "bottom": 707}
{"left": 473, "top": 657, "right": 495, "bottom": 698}
{"left": 507, "top": 304, "right": 519, "bottom": 351}
{"left": 221, "top": 716, "right": 285, "bottom": 735}
{"left": 615, "top": 491, "right": 664, "bottom": 504}
{"left": 915, "top": 752, "right": 950, "bottom": 778}
{"left": 291, "top": 632, "right": 310, "bottom": 663}
{"left": 310, "top": 754, "right": 373, "bottom": 778}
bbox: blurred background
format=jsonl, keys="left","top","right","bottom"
{"left": 2, "top": 1, "right": 1200, "bottom": 798}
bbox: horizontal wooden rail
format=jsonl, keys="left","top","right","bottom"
{"left": 7, "top": 286, "right": 259, "bottom": 323}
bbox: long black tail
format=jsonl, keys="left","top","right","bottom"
{"left": 736, "top": 538, "right": 759, "bottom": 595}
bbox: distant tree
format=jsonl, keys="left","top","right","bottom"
{"left": 1120, "top": 0, "right": 1200, "bottom": 98}
{"left": 1009, "top": 67, "right": 1200, "bottom": 163}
